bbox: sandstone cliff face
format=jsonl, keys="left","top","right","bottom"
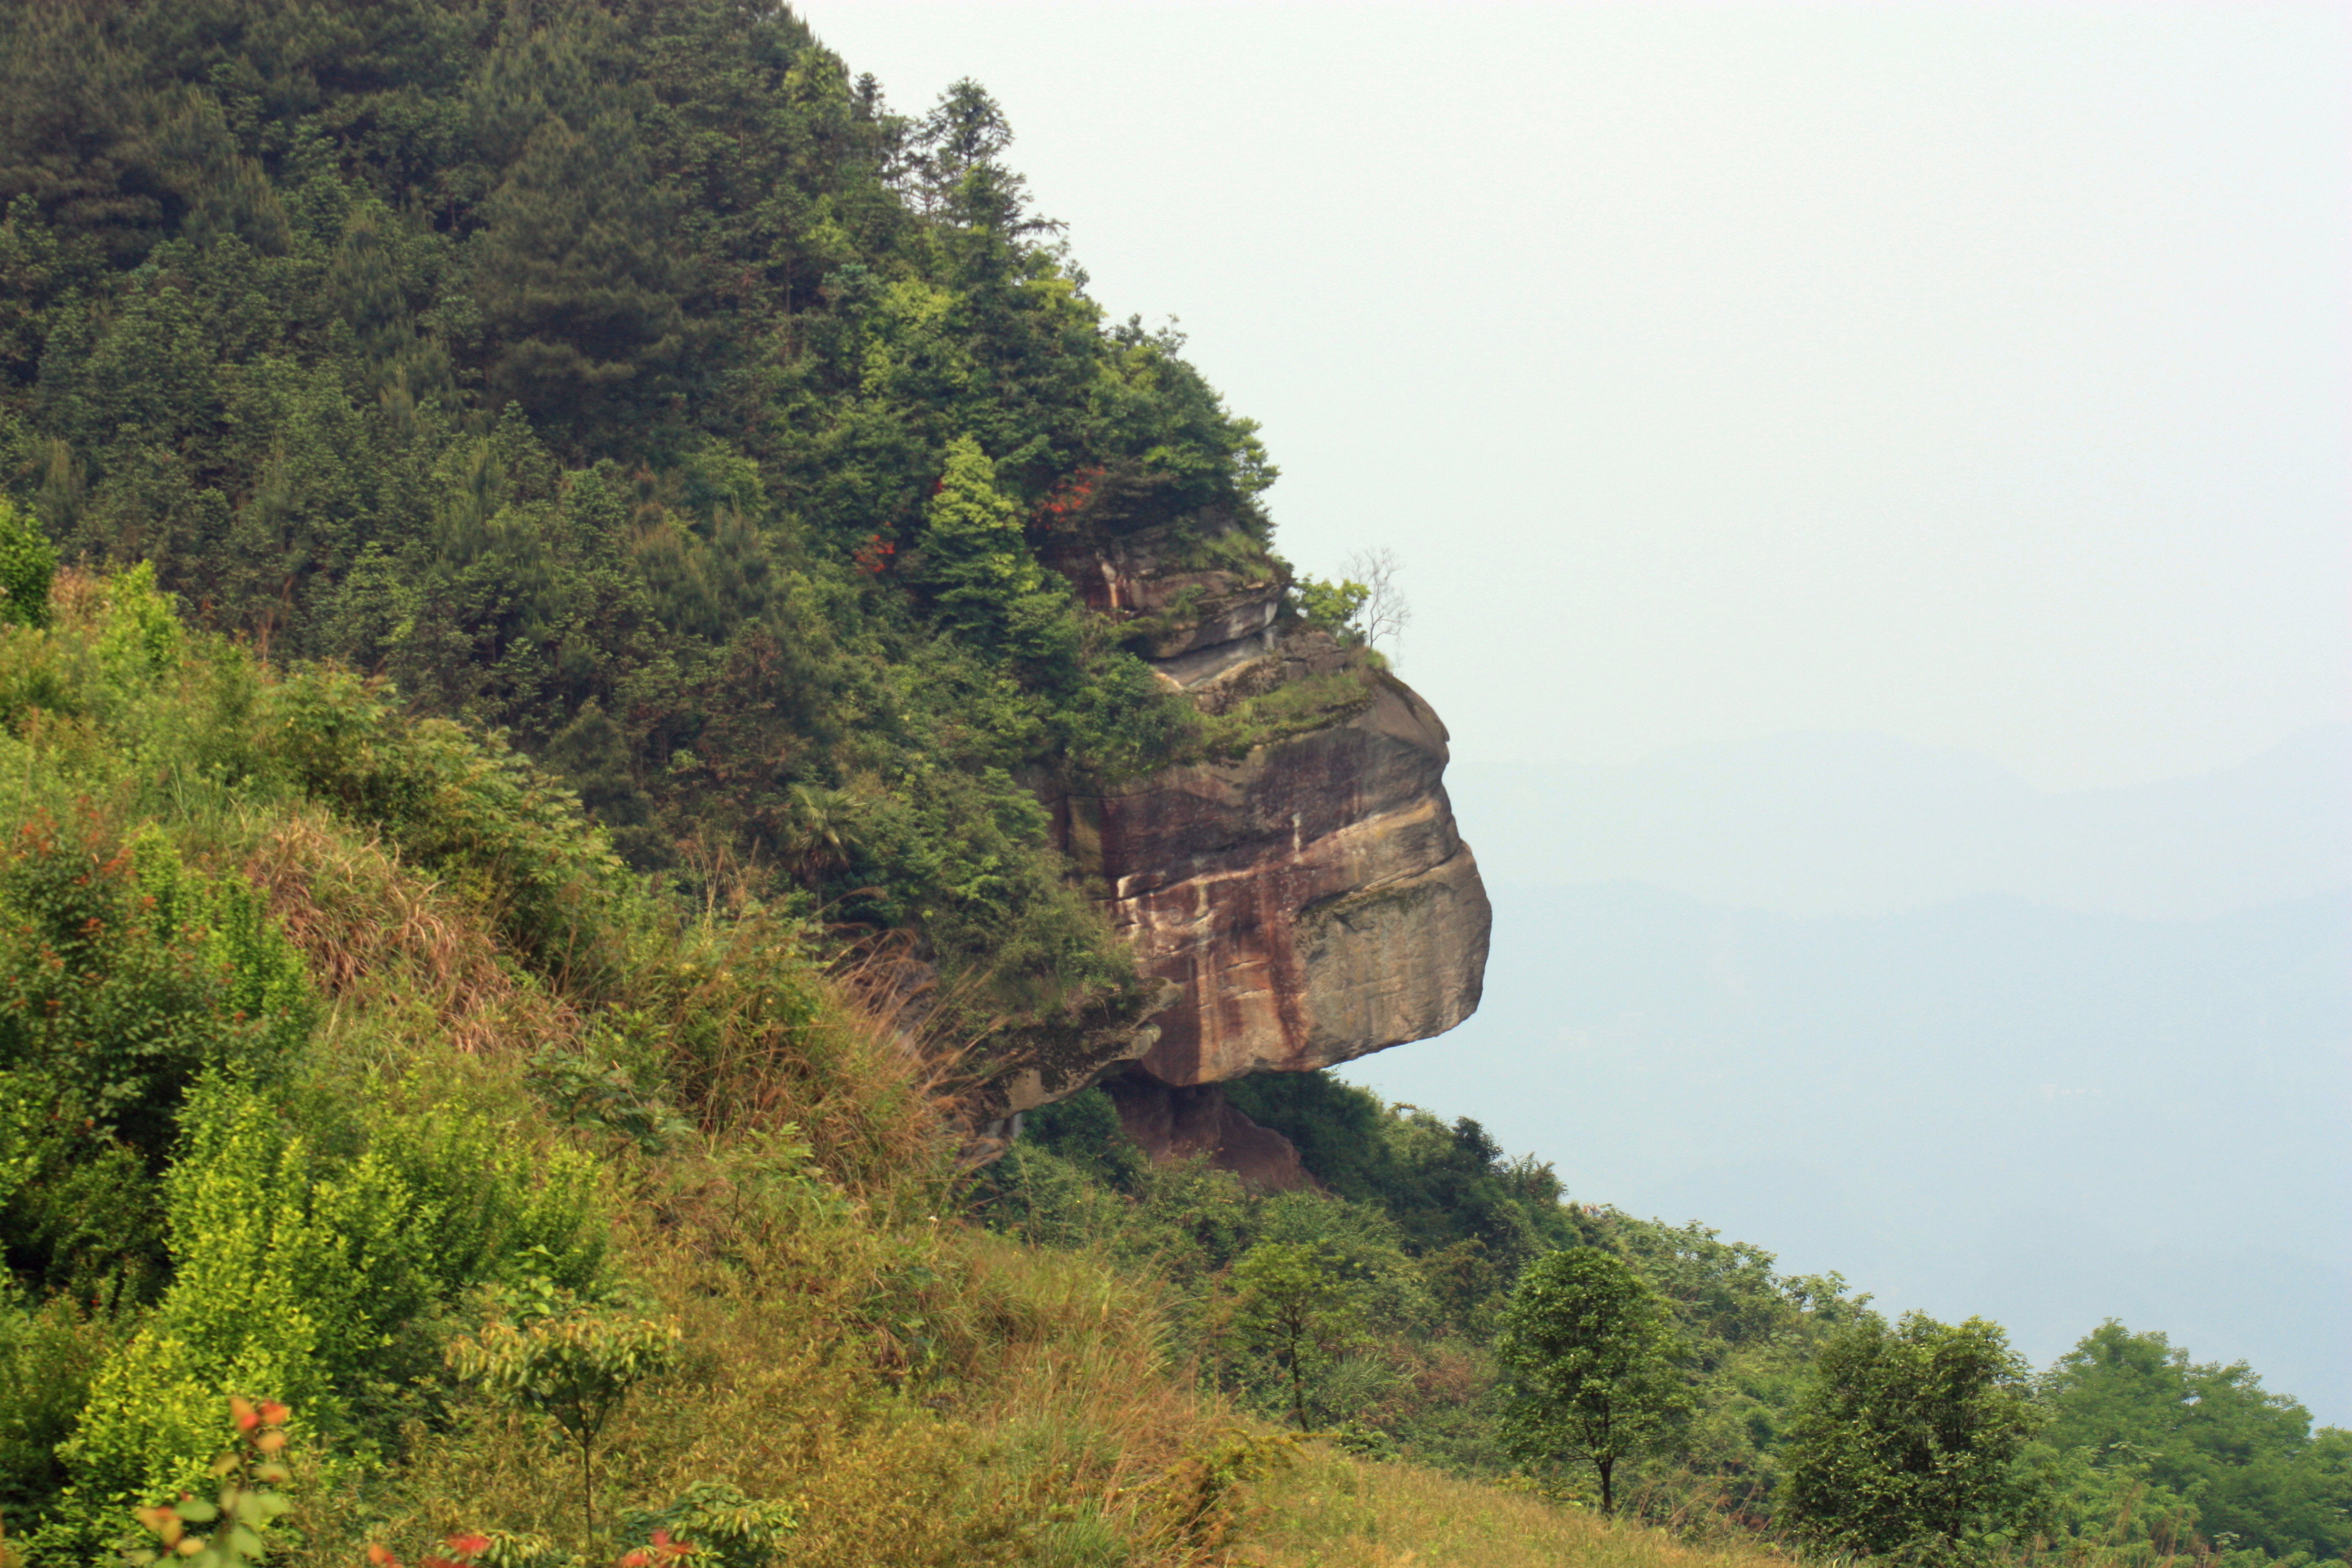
{"left": 1037, "top": 520, "right": 1491, "bottom": 1142}
{"left": 1053, "top": 650, "right": 1489, "bottom": 1087}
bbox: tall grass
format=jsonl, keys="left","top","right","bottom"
{"left": 293, "top": 1170, "right": 1242, "bottom": 1567}
{"left": 8, "top": 569, "right": 1846, "bottom": 1568}
{"left": 1239, "top": 1445, "right": 1806, "bottom": 1568}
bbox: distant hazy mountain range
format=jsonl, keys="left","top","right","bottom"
{"left": 1344, "top": 725, "right": 2352, "bottom": 1423}
{"left": 1446, "top": 722, "right": 2352, "bottom": 919}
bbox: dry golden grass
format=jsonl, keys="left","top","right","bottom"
{"left": 1235, "top": 1447, "right": 1805, "bottom": 1568}
{"left": 250, "top": 804, "right": 951, "bottom": 1200}
{"left": 298, "top": 1193, "right": 1248, "bottom": 1568}
{"left": 246, "top": 810, "right": 574, "bottom": 1057}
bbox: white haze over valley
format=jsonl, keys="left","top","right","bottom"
{"left": 806, "top": 3, "right": 2352, "bottom": 1422}
{"left": 1363, "top": 728, "right": 2351, "bottom": 1419}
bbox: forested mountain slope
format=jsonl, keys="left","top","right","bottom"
{"left": 0, "top": 0, "right": 1294, "bottom": 1041}
{"left": 2, "top": 7, "right": 2342, "bottom": 1568}
{"left": 0, "top": 0, "right": 1496, "bottom": 1139}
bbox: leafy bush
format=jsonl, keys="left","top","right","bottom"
{"left": 0, "top": 1278, "right": 109, "bottom": 1533}
{"left": 1288, "top": 575, "right": 1368, "bottom": 640}
{"left": 122, "top": 1397, "right": 295, "bottom": 1568}
{"left": 617, "top": 1483, "right": 797, "bottom": 1568}
{"left": 1779, "top": 1310, "right": 2050, "bottom": 1565}
{"left": 0, "top": 816, "right": 315, "bottom": 1299}
{"left": 1017, "top": 1086, "right": 1148, "bottom": 1193}
{"left": 43, "top": 1075, "right": 609, "bottom": 1559}
{"left": 259, "top": 666, "right": 641, "bottom": 992}
{"left": 0, "top": 497, "right": 53, "bottom": 628}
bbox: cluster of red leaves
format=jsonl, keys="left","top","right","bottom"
{"left": 364, "top": 1531, "right": 489, "bottom": 1568}
{"left": 850, "top": 532, "right": 896, "bottom": 575}
{"left": 1032, "top": 466, "right": 1102, "bottom": 529}
{"left": 232, "top": 1397, "right": 291, "bottom": 1436}
{"left": 617, "top": 1529, "right": 695, "bottom": 1567}
{"left": 129, "top": 1398, "right": 295, "bottom": 1564}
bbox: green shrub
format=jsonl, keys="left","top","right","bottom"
{"left": 1018, "top": 1087, "right": 1147, "bottom": 1193}
{"left": 0, "top": 497, "right": 55, "bottom": 630}
{"left": 0, "top": 1279, "right": 111, "bottom": 1533}
{"left": 52, "top": 1082, "right": 422, "bottom": 1541}
{"left": 95, "top": 563, "right": 184, "bottom": 690}
{"left": 1288, "top": 574, "right": 1367, "bottom": 640}
{"left": 45, "top": 1076, "right": 609, "bottom": 1557}
{"left": 0, "top": 818, "right": 317, "bottom": 1297}
{"left": 121, "top": 1397, "right": 296, "bottom": 1568}
{"left": 369, "top": 1083, "right": 608, "bottom": 1298}
{"left": 259, "top": 666, "right": 640, "bottom": 990}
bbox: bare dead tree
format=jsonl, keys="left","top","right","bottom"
{"left": 1344, "top": 546, "right": 1412, "bottom": 661}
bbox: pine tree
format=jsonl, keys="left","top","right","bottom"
{"left": 916, "top": 434, "right": 1048, "bottom": 646}
{"left": 472, "top": 111, "right": 688, "bottom": 447}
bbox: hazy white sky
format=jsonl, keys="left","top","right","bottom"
{"left": 806, "top": 1, "right": 2350, "bottom": 790}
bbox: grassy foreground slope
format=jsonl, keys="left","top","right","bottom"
{"left": 0, "top": 564, "right": 1788, "bottom": 1568}
{"left": 1242, "top": 1450, "right": 1791, "bottom": 1568}
{"left": 0, "top": 565, "right": 1175, "bottom": 1564}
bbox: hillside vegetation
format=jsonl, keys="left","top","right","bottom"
{"left": 0, "top": 0, "right": 1354, "bottom": 1050}
{"left": 2, "top": 5, "right": 2345, "bottom": 1568}
{"left": 0, "top": 560, "right": 1264, "bottom": 1566}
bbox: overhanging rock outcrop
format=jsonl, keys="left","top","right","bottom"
{"left": 1052, "top": 655, "right": 1489, "bottom": 1086}
{"left": 1030, "top": 518, "right": 1491, "bottom": 1174}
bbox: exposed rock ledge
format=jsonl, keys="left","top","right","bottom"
{"left": 1020, "top": 520, "right": 1492, "bottom": 1179}
{"left": 1052, "top": 650, "right": 1489, "bottom": 1088}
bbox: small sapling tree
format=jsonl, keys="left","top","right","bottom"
{"left": 448, "top": 1300, "right": 679, "bottom": 1565}
{"left": 1226, "top": 1241, "right": 1368, "bottom": 1430}
{"left": 1289, "top": 575, "right": 1369, "bottom": 642}
{"left": 1496, "top": 1247, "right": 1689, "bottom": 1515}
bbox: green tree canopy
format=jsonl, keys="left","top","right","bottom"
{"left": 914, "top": 433, "right": 1054, "bottom": 648}
{"left": 1781, "top": 1310, "right": 2049, "bottom": 1565}
{"left": 1495, "top": 1246, "right": 1689, "bottom": 1515}
{"left": 1225, "top": 1239, "right": 1371, "bottom": 1431}
{"left": 473, "top": 111, "right": 689, "bottom": 447}
{"left": 0, "top": 495, "right": 55, "bottom": 625}
{"left": 2040, "top": 1320, "right": 2352, "bottom": 1562}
